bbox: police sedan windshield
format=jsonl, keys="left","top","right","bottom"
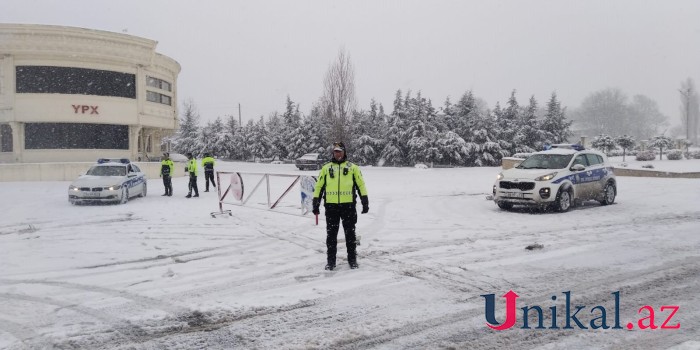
{"left": 86, "top": 166, "right": 126, "bottom": 176}
{"left": 516, "top": 154, "right": 573, "bottom": 170}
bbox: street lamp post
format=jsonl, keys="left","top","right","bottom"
{"left": 679, "top": 88, "right": 692, "bottom": 143}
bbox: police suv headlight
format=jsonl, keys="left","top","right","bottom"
{"left": 535, "top": 172, "right": 557, "bottom": 181}
{"left": 107, "top": 185, "right": 122, "bottom": 191}
{"left": 496, "top": 173, "right": 504, "bottom": 180}
{"left": 69, "top": 185, "right": 79, "bottom": 191}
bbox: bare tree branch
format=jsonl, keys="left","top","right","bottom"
{"left": 322, "top": 48, "right": 357, "bottom": 145}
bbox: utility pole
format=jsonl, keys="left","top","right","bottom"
{"left": 679, "top": 88, "right": 691, "bottom": 142}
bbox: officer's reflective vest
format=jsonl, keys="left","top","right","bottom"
{"left": 202, "top": 156, "right": 215, "bottom": 171}
{"left": 160, "top": 159, "right": 174, "bottom": 176}
{"left": 313, "top": 161, "right": 368, "bottom": 204}
{"left": 187, "top": 158, "right": 198, "bottom": 174}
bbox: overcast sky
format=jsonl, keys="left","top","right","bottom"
{"left": 3, "top": 0, "right": 700, "bottom": 126}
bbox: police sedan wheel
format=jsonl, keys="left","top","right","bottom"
{"left": 600, "top": 183, "right": 615, "bottom": 205}
{"left": 120, "top": 188, "right": 129, "bottom": 204}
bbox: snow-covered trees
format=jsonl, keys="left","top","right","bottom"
{"left": 614, "top": 135, "right": 636, "bottom": 161}
{"left": 648, "top": 135, "right": 675, "bottom": 160}
{"left": 540, "top": 92, "right": 572, "bottom": 144}
{"left": 175, "top": 89, "right": 574, "bottom": 167}
{"left": 591, "top": 134, "right": 616, "bottom": 155}
{"left": 573, "top": 88, "right": 668, "bottom": 140}
{"left": 171, "top": 99, "right": 201, "bottom": 155}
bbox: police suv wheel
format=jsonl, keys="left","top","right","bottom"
{"left": 555, "top": 189, "right": 571, "bottom": 212}
{"left": 140, "top": 183, "right": 147, "bottom": 197}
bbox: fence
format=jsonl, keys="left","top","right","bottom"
{"left": 211, "top": 171, "right": 317, "bottom": 218}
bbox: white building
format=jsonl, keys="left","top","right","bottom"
{"left": 0, "top": 23, "right": 181, "bottom": 163}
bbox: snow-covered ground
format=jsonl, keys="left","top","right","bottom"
{"left": 1, "top": 160, "right": 699, "bottom": 349}
{"left": 608, "top": 155, "right": 700, "bottom": 172}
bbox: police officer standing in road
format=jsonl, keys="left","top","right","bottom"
{"left": 185, "top": 152, "right": 199, "bottom": 198}
{"left": 201, "top": 152, "right": 216, "bottom": 192}
{"left": 160, "top": 152, "right": 174, "bottom": 196}
{"left": 312, "top": 142, "right": 369, "bottom": 270}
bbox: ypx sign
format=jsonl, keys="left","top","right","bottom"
{"left": 72, "top": 104, "right": 99, "bottom": 115}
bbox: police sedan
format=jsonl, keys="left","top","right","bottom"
{"left": 68, "top": 159, "right": 147, "bottom": 205}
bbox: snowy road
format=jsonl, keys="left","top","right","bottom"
{"left": 1, "top": 162, "right": 699, "bottom": 349}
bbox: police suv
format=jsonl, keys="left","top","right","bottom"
{"left": 68, "top": 158, "right": 147, "bottom": 205}
{"left": 493, "top": 144, "right": 616, "bottom": 212}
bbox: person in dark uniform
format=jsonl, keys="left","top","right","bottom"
{"left": 160, "top": 153, "right": 174, "bottom": 196}
{"left": 312, "top": 142, "right": 369, "bottom": 270}
{"left": 185, "top": 152, "right": 199, "bottom": 198}
{"left": 201, "top": 152, "right": 216, "bottom": 192}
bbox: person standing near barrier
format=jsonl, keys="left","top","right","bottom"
{"left": 185, "top": 152, "right": 199, "bottom": 198}
{"left": 160, "top": 152, "right": 174, "bottom": 196}
{"left": 312, "top": 142, "right": 369, "bottom": 271}
{"left": 201, "top": 152, "right": 216, "bottom": 192}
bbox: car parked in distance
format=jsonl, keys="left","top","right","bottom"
{"left": 68, "top": 158, "right": 147, "bottom": 205}
{"left": 295, "top": 153, "right": 327, "bottom": 170}
{"left": 492, "top": 144, "right": 617, "bottom": 212}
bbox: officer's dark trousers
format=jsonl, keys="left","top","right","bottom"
{"left": 188, "top": 175, "right": 199, "bottom": 196}
{"left": 162, "top": 175, "right": 172, "bottom": 196}
{"left": 205, "top": 170, "right": 216, "bottom": 191}
{"left": 325, "top": 203, "right": 357, "bottom": 264}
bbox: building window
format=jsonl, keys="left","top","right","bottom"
{"left": 147, "top": 91, "right": 172, "bottom": 106}
{"left": 0, "top": 124, "right": 12, "bottom": 152}
{"left": 25, "top": 123, "right": 128, "bottom": 150}
{"left": 146, "top": 135, "right": 152, "bottom": 153}
{"left": 146, "top": 76, "right": 172, "bottom": 92}
{"left": 16, "top": 66, "right": 136, "bottom": 98}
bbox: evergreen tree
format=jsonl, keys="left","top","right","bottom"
{"left": 540, "top": 92, "right": 573, "bottom": 143}
{"left": 435, "top": 131, "right": 469, "bottom": 166}
{"left": 514, "top": 96, "right": 544, "bottom": 153}
{"left": 379, "top": 114, "right": 403, "bottom": 166}
{"left": 223, "top": 114, "right": 239, "bottom": 159}
{"left": 281, "top": 95, "right": 303, "bottom": 159}
{"left": 249, "top": 116, "right": 272, "bottom": 161}
{"left": 201, "top": 117, "right": 227, "bottom": 157}
{"left": 471, "top": 109, "right": 504, "bottom": 166}
{"left": 172, "top": 100, "right": 201, "bottom": 154}
{"left": 454, "top": 92, "right": 476, "bottom": 140}
{"left": 497, "top": 90, "right": 520, "bottom": 156}
{"left": 266, "top": 112, "right": 285, "bottom": 160}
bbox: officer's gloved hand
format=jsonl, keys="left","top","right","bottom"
{"left": 312, "top": 198, "right": 320, "bottom": 215}
{"left": 361, "top": 195, "right": 369, "bottom": 214}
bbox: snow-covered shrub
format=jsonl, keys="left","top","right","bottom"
{"left": 607, "top": 149, "right": 624, "bottom": 157}
{"left": 686, "top": 150, "right": 700, "bottom": 159}
{"left": 618, "top": 162, "right": 628, "bottom": 167}
{"left": 642, "top": 164, "right": 654, "bottom": 169}
{"left": 414, "top": 163, "right": 429, "bottom": 169}
{"left": 635, "top": 150, "right": 656, "bottom": 161}
{"left": 666, "top": 149, "right": 683, "bottom": 160}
